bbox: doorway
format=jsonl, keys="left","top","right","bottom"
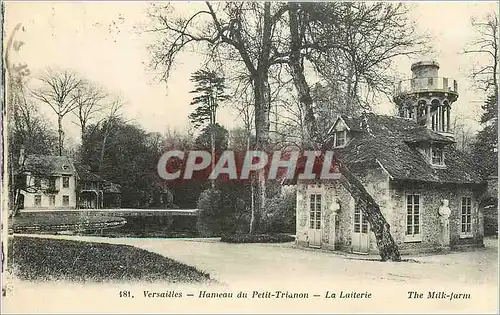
{"left": 308, "top": 193, "right": 322, "bottom": 248}
{"left": 352, "top": 204, "right": 370, "bottom": 253}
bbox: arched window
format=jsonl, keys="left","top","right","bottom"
{"left": 417, "top": 100, "right": 427, "bottom": 118}
{"left": 431, "top": 99, "right": 440, "bottom": 131}
{"left": 443, "top": 100, "right": 450, "bottom": 132}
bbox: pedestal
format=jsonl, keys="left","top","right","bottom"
{"left": 329, "top": 214, "right": 336, "bottom": 250}
{"left": 440, "top": 217, "right": 450, "bottom": 247}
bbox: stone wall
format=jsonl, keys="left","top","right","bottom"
{"left": 295, "top": 180, "right": 355, "bottom": 250}
{"left": 390, "top": 181, "right": 484, "bottom": 254}
{"left": 296, "top": 171, "right": 485, "bottom": 255}
{"left": 295, "top": 182, "right": 309, "bottom": 246}
{"left": 355, "top": 165, "right": 392, "bottom": 252}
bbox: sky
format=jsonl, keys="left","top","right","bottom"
{"left": 4, "top": 1, "right": 498, "bottom": 145}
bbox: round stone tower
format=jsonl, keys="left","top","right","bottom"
{"left": 393, "top": 61, "right": 458, "bottom": 137}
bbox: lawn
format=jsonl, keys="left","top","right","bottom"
{"left": 7, "top": 236, "right": 211, "bottom": 283}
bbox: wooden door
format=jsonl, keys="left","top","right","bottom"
{"left": 352, "top": 204, "right": 370, "bottom": 253}
{"left": 308, "top": 193, "right": 322, "bottom": 248}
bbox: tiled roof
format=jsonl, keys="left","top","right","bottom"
{"left": 22, "top": 155, "right": 76, "bottom": 176}
{"left": 103, "top": 182, "right": 121, "bottom": 193}
{"left": 74, "top": 165, "right": 104, "bottom": 182}
{"left": 331, "top": 113, "right": 484, "bottom": 184}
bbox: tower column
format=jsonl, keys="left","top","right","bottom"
{"left": 446, "top": 106, "right": 451, "bottom": 132}
{"left": 426, "top": 102, "right": 431, "bottom": 128}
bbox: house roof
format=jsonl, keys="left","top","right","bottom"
{"left": 330, "top": 113, "right": 484, "bottom": 185}
{"left": 22, "top": 155, "right": 76, "bottom": 176}
{"left": 74, "top": 165, "right": 104, "bottom": 182}
{"left": 103, "top": 182, "right": 122, "bottom": 193}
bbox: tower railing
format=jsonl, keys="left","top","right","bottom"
{"left": 396, "top": 77, "right": 458, "bottom": 95}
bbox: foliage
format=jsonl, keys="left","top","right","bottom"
{"left": 483, "top": 201, "right": 498, "bottom": 237}
{"left": 260, "top": 189, "right": 297, "bottom": 234}
{"left": 189, "top": 69, "right": 228, "bottom": 129}
{"left": 472, "top": 91, "right": 498, "bottom": 178}
{"left": 8, "top": 101, "right": 58, "bottom": 160}
{"left": 194, "top": 123, "right": 229, "bottom": 152}
{"left": 8, "top": 236, "right": 211, "bottom": 283}
{"left": 196, "top": 183, "right": 252, "bottom": 237}
{"left": 220, "top": 233, "right": 295, "bottom": 243}
{"left": 81, "top": 118, "right": 168, "bottom": 208}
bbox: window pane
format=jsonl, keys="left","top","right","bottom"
{"left": 414, "top": 205, "right": 419, "bottom": 214}
{"left": 407, "top": 215, "right": 413, "bottom": 225}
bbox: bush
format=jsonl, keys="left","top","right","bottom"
{"left": 260, "top": 188, "right": 296, "bottom": 234}
{"left": 196, "top": 185, "right": 248, "bottom": 237}
{"left": 484, "top": 201, "right": 498, "bottom": 237}
{"left": 220, "top": 233, "right": 295, "bottom": 243}
{"left": 196, "top": 189, "right": 223, "bottom": 237}
{"left": 196, "top": 182, "right": 296, "bottom": 237}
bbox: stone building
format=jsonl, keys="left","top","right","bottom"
{"left": 295, "top": 61, "right": 487, "bottom": 255}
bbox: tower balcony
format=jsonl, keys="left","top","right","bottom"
{"left": 395, "top": 77, "right": 459, "bottom": 96}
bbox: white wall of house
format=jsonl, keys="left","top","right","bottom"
{"left": 22, "top": 173, "right": 77, "bottom": 209}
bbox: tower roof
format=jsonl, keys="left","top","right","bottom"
{"left": 411, "top": 60, "right": 440, "bottom": 72}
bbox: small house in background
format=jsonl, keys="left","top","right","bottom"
{"left": 103, "top": 182, "right": 122, "bottom": 208}
{"left": 18, "top": 155, "right": 78, "bottom": 210}
{"left": 75, "top": 165, "right": 105, "bottom": 209}
{"left": 18, "top": 154, "right": 121, "bottom": 210}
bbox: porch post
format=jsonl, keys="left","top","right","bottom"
{"left": 329, "top": 199, "right": 340, "bottom": 250}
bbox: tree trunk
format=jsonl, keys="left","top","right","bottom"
{"left": 250, "top": 60, "right": 272, "bottom": 234}
{"left": 288, "top": 2, "right": 319, "bottom": 147}
{"left": 81, "top": 123, "right": 86, "bottom": 149}
{"left": 210, "top": 124, "right": 215, "bottom": 189}
{"left": 251, "top": 72, "right": 270, "bottom": 234}
{"left": 57, "top": 115, "right": 64, "bottom": 156}
{"left": 99, "top": 125, "right": 110, "bottom": 173}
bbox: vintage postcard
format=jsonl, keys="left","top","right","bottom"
{"left": 1, "top": 1, "right": 498, "bottom": 314}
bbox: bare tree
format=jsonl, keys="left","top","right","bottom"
{"left": 72, "top": 80, "right": 107, "bottom": 144}
{"left": 452, "top": 114, "right": 475, "bottom": 153}
{"left": 31, "top": 69, "right": 83, "bottom": 155}
{"left": 99, "top": 97, "right": 123, "bottom": 172}
{"left": 147, "top": 2, "right": 290, "bottom": 233}
{"left": 463, "top": 13, "right": 498, "bottom": 95}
